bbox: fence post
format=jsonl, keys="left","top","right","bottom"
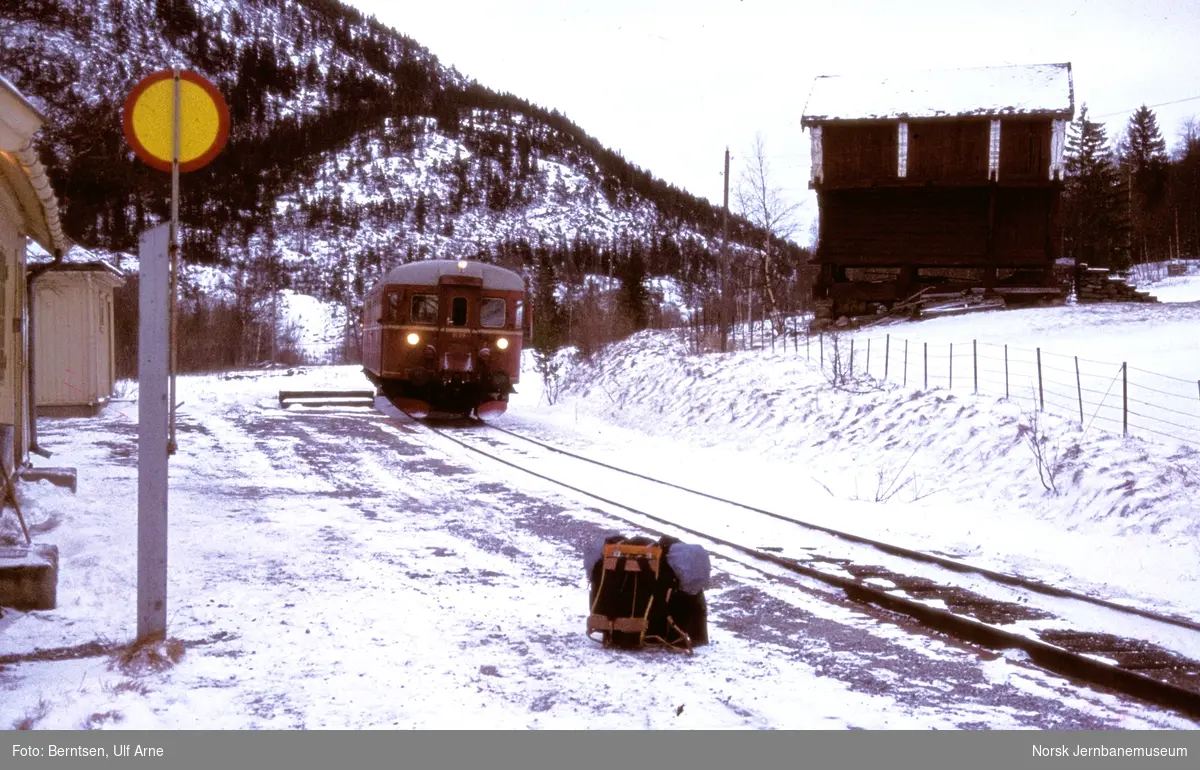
{"left": 1037, "top": 347, "right": 1044, "bottom": 411}
{"left": 949, "top": 342, "right": 954, "bottom": 389}
{"left": 820, "top": 333, "right": 824, "bottom": 369}
{"left": 903, "top": 339, "right": 908, "bottom": 387}
{"left": 850, "top": 338, "right": 855, "bottom": 377}
{"left": 1123, "top": 363, "right": 1128, "bottom": 436}
{"left": 885, "top": 334, "right": 890, "bottom": 381}
{"left": 1004, "top": 344, "right": 1009, "bottom": 399}
{"left": 924, "top": 342, "right": 928, "bottom": 390}
{"left": 973, "top": 340, "right": 978, "bottom": 394}
{"left": 866, "top": 338, "right": 871, "bottom": 377}
{"left": 1075, "top": 356, "right": 1084, "bottom": 426}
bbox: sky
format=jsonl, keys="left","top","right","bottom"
{"left": 353, "top": 1, "right": 1194, "bottom": 243}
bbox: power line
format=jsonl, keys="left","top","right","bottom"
{"left": 1089, "top": 94, "right": 1200, "bottom": 120}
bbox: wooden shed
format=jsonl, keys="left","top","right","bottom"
{"left": 802, "top": 63, "right": 1075, "bottom": 325}
{"left": 0, "top": 74, "right": 69, "bottom": 472}
{"left": 31, "top": 261, "right": 124, "bottom": 416}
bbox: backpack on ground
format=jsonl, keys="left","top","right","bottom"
{"left": 585, "top": 534, "right": 710, "bottom": 653}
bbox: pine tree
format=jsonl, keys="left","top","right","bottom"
{"left": 1063, "top": 106, "right": 1131, "bottom": 270}
{"left": 617, "top": 244, "right": 649, "bottom": 332}
{"left": 1118, "top": 106, "right": 1170, "bottom": 262}
{"left": 530, "top": 248, "right": 566, "bottom": 404}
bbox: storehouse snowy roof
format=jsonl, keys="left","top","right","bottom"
{"left": 380, "top": 259, "right": 525, "bottom": 292}
{"left": 801, "top": 62, "right": 1074, "bottom": 125}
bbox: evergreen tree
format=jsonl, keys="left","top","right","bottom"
{"left": 1118, "top": 106, "right": 1170, "bottom": 262}
{"left": 530, "top": 248, "right": 566, "bottom": 404}
{"left": 1063, "top": 106, "right": 1131, "bottom": 270}
{"left": 617, "top": 244, "right": 649, "bottom": 331}
{"left": 414, "top": 191, "right": 427, "bottom": 234}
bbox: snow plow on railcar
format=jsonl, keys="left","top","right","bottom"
{"left": 361, "top": 259, "right": 526, "bottom": 419}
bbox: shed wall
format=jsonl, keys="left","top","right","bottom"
{"left": 818, "top": 187, "right": 1054, "bottom": 266}
{"left": 998, "top": 120, "right": 1052, "bottom": 180}
{"left": 34, "top": 278, "right": 94, "bottom": 407}
{"left": 908, "top": 120, "right": 990, "bottom": 182}
{"left": 821, "top": 124, "right": 897, "bottom": 185}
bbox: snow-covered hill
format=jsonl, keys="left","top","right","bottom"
{"left": 6, "top": 0, "right": 804, "bottom": 372}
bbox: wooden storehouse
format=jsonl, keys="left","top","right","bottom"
{"left": 802, "top": 63, "right": 1075, "bottom": 325}
{"left": 32, "top": 259, "right": 124, "bottom": 416}
{"left": 0, "top": 74, "right": 69, "bottom": 473}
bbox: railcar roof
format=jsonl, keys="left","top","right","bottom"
{"left": 378, "top": 259, "right": 525, "bottom": 292}
{"left": 802, "top": 62, "right": 1074, "bottom": 125}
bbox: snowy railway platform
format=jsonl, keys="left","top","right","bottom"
{"left": 4, "top": 289, "right": 1200, "bottom": 729}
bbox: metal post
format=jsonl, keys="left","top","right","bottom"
{"left": 820, "top": 333, "right": 824, "bottom": 368}
{"left": 884, "top": 334, "right": 890, "bottom": 381}
{"left": 850, "top": 337, "right": 855, "bottom": 377}
{"left": 973, "top": 340, "right": 978, "bottom": 394}
{"left": 168, "top": 69, "right": 180, "bottom": 456}
{"left": 924, "top": 342, "right": 928, "bottom": 390}
{"left": 1037, "top": 347, "right": 1044, "bottom": 411}
{"left": 866, "top": 338, "right": 871, "bottom": 377}
{"left": 1075, "top": 356, "right": 1084, "bottom": 426}
{"left": 1123, "top": 364, "right": 1128, "bottom": 436}
{"left": 949, "top": 342, "right": 953, "bottom": 389}
{"left": 720, "top": 148, "right": 729, "bottom": 353}
{"left": 903, "top": 339, "right": 908, "bottom": 387}
{"left": 1004, "top": 344, "right": 1009, "bottom": 399}
{"left": 138, "top": 223, "right": 171, "bottom": 641}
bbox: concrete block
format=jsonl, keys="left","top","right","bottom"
{"left": 0, "top": 544, "right": 59, "bottom": 611}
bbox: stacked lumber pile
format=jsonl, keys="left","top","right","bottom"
{"left": 1076, "top": 264, "right": 1158, "bottom": 303}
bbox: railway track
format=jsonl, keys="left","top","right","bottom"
{"left": 365, "top": 398, "right": 1200, "bottom": 721}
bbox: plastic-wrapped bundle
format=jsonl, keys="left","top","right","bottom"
{"left": 666, "top": 542, "right": 711, "bottom": 595}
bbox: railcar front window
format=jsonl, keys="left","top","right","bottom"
{"left": 480, "top": 298, "right": 506, "bottom": 328}
{"left": 386, "top": 291, "right": 401, "bottom": 322}
{"left": 451, "top": 296, "right": 468, "bottom": 326}
{"left": 411, "top": 294, "right": 438, "bottom": 324}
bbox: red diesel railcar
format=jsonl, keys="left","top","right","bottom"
{"left": 362, "top": 259, "right": 526, "bottom": 418}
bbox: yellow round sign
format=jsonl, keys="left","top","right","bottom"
{"left": 123, "top": 70, "right": 229, "bottom": 172}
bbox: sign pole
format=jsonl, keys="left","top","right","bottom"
{"left": 169, "top": 68, "right": 180, "bottom": 456}
{"left": 123, "top": 67, "right": 229, "bottom": 644}
{"left": 137, "top": 223, "right": 171, "bottom": 641}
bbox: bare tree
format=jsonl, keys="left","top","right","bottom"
{"left": 1177, "top": 115, "right": 1200, "bottom": 161}
{"left": 736, "top": 133, "right": 801, "bottom": 336}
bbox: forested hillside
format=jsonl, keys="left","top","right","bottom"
{"left": 2, "top": 0, "right": 812, "bottom": 370}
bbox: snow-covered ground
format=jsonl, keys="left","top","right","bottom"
{"left": 3, "top": 277, "right": 1200, "bottom": 730}
{"left": 515, "top": 275, "right": 1200, "bottom": 625}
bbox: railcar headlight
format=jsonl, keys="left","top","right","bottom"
{"left": 496, "top": 337, "right": 509, "bottom": 350}
{"left": 407, "top": 333, "right": 420, "bottom": 345}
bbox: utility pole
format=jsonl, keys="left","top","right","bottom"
{"left": 721, "top": 147, "right": 730, "bottom": 353}
{"left": 1176, "top": 207, "right": 1182, "bottom": 261}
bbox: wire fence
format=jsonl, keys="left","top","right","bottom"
{"left": 685, "top": 317, "right": 1200, "bottom": 449}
